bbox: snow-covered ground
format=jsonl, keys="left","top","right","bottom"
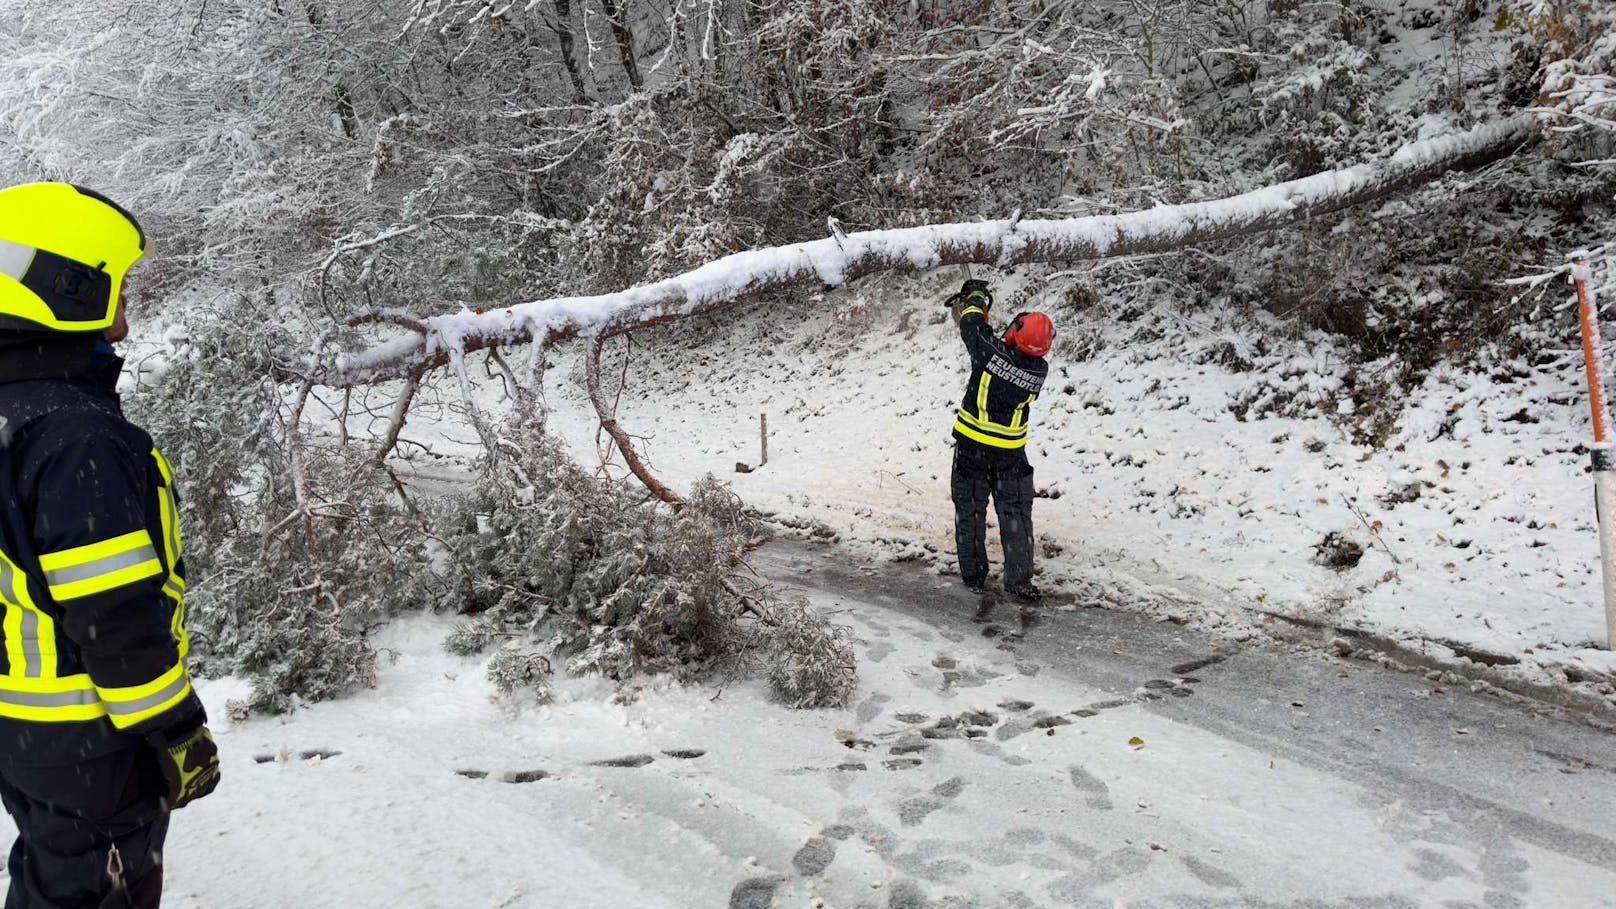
{"left": 510, "top": 271, "right": 1616, "bottom": 710}
{"left": 136, "top": 544, "right": 1616, "bottom": 907}
{"left": 79, "top": 269, "right": 1616, "bottom": 907}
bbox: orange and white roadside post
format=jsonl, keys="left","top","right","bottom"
{"left": 1571, "top": 250, "right": 1616, "bottom": 650}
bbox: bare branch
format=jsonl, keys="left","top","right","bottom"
{"left": 586, "top": 332, "right": 682, "bottom": 506}
{"left": 369, "top": 371, "right": 424, "bottom": 470}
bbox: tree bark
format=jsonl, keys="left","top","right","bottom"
{"left": 599, "top": 0, "right": 642, "bottom": 93}
{"left": 305, "top": 115, "right": 1537, "bottom": 389}
{"left": 550, "top": 0, "right": 590, "bottom": 103}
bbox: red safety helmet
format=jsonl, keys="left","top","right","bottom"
{"left": 1004, "top": 311, "right": 1055, "bottom": 357}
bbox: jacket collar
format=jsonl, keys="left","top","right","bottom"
{"left": 0, "top": 333, "right": 119, "bottom": 393}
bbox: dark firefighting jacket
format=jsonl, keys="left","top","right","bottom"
{"left": 0, "top": 338, "right": 198, "bottom": 749}
{"left": 952, "top": 303, "right": 1049, "bottom": 455}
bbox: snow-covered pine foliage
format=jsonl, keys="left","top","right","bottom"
{"left": 128, "top": 296, "right": 443, "bottom": 717}
{"left": 429, "top": 423, "right": 859, "bottom": 708}
{"left": 437, "top": 426, "right": 856, "bottom": 708}
{"left": 127, "top": 299, "right": 857, "bottom": 710}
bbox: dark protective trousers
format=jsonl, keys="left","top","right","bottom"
{"left": 0, "top": 744, "right": 168, "bottom": 909}
{"left": 951, "top": 445, "right": 1036, "bottom": 590}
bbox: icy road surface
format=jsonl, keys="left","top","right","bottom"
{"left": 28, "top": 540, "right": 1610, "bottom": 908}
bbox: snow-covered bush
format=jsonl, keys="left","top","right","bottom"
{"left": 1508, "top": 0, "right": 1616, "bottom": 249}
{"left": 436, "top": 426, "right": 856, "bottom": 708}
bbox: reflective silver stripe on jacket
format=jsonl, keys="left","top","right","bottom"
{"left": 0, "top": 688, "right": 99, "bottom": 709}
{"left": 43, "top": 545, "right": 160, "bottom": 588}
{"left": 0, "top": 559, "right": 42, "bottom": 678}
{"left": 103, "top": 672, "right": 190, "bottom": 719}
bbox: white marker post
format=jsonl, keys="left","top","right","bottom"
{"left": 1570, "top": 251, "right": 1616, "bottom": 650}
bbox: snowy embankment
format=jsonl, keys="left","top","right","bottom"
{"left": 521, "top": 271, "right": 1616, "bottom": 713}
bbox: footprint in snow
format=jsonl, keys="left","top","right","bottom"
{"left": 866, "top": 641, "right": 897, "bottom": 663}
{"left": 993, "top": 718, "right": 1039, "bottom": 742}
{"left": 591, "top": 754, "right": 656, "bottom": 768}
{"left": 253, "top": 749, "right": 342, "bottom": 765}
{"left": 454, "top": 768, "right": 550, "bottom": 782}
{"left": 1068, "top": 765, "right": 1114, "bottom": 811}
{"left": 1081, "top": 696, "right": 1132, "bottom": 713}
{"left": 502, "top": 769, "right": 551, "bottom": 783}
{"left": 965, "top": 739, "right": 1033, "bottom": 766}
{"left": 791, "top": 836, "right": 837, "bottom": 876}
{"left": 727, "top": 876, "right": 784, "bottom": 909}
{"left": 856, "top": 692, "right": 892, "bottom": 724}
{"left": 886, "top": 878, "right": 932, "bottom": 909}
{"left": 1180, "top": 854, "right": 1242, "bottom": 889}
{"left": 897, "top": 776, "right": 968, "bottom": 827}
{"left": 1141, "top": 678, "right": 1195, "bottom": 699}
{"left": 1045, "top": 845, "right": 1159, "bottom": 902}
{"left": 1169, "top": 654, "right": 1226, "bottom": 675}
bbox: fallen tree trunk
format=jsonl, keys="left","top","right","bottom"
{"left": 308, "top": 115, "right": 1536, "bottom": 389}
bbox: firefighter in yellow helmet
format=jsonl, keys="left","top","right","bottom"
{"left": 0, "top": 183, "right": 219, "bottom": 908}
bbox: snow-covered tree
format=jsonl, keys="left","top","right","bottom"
{"left": 8, "top": 0, "right": 1613, "bottom": 707}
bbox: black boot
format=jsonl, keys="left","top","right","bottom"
{"left": 1007, "top": 582, "right": 1042, "bottom": 602}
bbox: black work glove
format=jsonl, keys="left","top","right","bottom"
{"left": 148, "top": 718, "right": 221, "bottom": 810}
{"left": 959, "top": 278, "right": 992, "bottom": 313}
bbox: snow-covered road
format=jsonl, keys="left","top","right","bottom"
{"left": 115, "top": 539, "right": 1616, "bottom": 907}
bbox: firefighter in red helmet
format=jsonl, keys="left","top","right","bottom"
{"left": 947, "top": 278, "right": 1055, "bottom": 601}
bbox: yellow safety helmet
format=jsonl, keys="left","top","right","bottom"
{"left": 0, "top": 182, "right": 146, "bottom": 334}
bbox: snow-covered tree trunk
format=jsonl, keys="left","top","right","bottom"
{"left": 310, "top": 115, "right": 1536, "bottom": 388}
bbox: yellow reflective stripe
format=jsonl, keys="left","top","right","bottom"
{"left": 165, "top": 579, "right": 189, "bottom": 658}
{"left": 954, "top": 408, "right": 1029, "bottom": 439}
{"left": 960, "top": 306, "right": 985, "bottom": 318}
{"left": 154, "top": 448, "right": 185, "bottom": 573}
{"left": 39, "top": 530, "right": 153, "bottom": 571}
{"left": 156, "top": 482, "right": 182, "bottom": 565}
{"left": 40, "top": 530, "right": 163, "bottom": 602}
{"left": 46, "top": 555, "right": 163, "bottom": 602}
{"left": 0, "top": 673, "right": 106, "bottom": 722}
{"left": 953, "top": 420, "right": 1029, "bottom": 449}
{"left": 154, "top": 448, "right": 189, "bottom": 653}
{"left": 0, "top": 550, "right": 56, "bottom": 679}
{"left": 1, "top": 556, "right": 30, "bottom": 678}
{"left": 97, "top": 662, "right": 192, "bottom": 730}
{"left": 975, "top": 373, "right": 992, "bottom": 423}
{"left": 151, "top": 447, "right": 176, "bottom": 487}
{"left": 1010, "top": 393, "right": 1035, "bottom": 431}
